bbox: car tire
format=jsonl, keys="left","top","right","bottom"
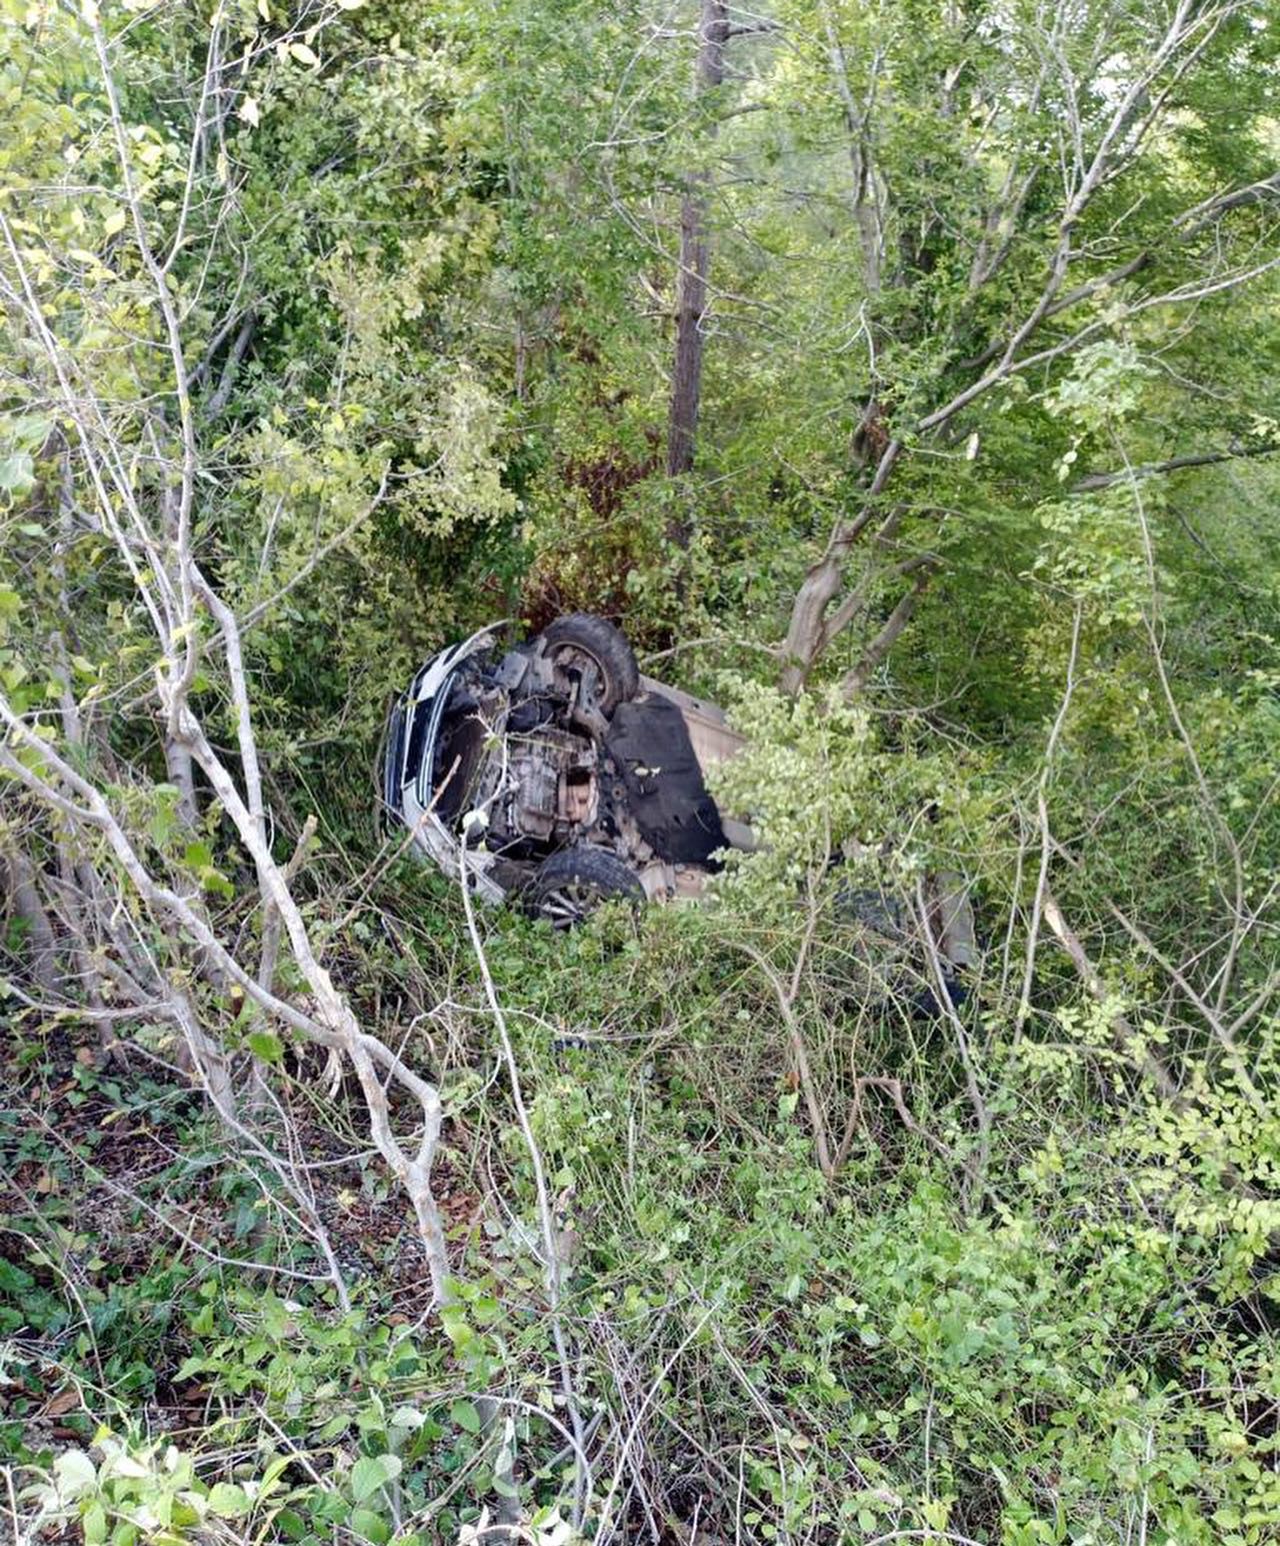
{"left": 526, "top": 845, "right": 645, "bottom": 929}
{"left": 536, "top": 613, "right": 640, "bottom": 717}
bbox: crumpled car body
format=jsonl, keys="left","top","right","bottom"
{"left": 382, "top": 615, "right": 752, "bottom": 924}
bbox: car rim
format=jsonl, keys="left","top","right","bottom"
{"left": 538, "top": 879, "right": 607, "bottom": 928}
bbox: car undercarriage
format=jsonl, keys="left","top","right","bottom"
{"left": 383, "top": 615, "right": 748, "bottom": 924}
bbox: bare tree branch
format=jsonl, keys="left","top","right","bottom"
{"left": 1073, "top": 441, "right": 1280, "bottom": 492}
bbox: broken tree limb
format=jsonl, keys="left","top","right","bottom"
{"left": 1040, "top": 887, "right": 1179, "bottom": 1104}
{"left": 841, "top": 560, "right": 937, "bottom": 699}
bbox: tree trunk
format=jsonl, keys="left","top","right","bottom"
{"left": 819, "top": 0, "right": 881, "bottom": 292}
{"left": 165, "top": 736, "right": 200, "bottom": 831}
{"left": 1, "top": 849, "right": 58, "bottom": 994}
{"left": 665, "top": 0, "right": 729, "bottom": 492}
{"left": 779, "top": 442, "right": 902, "bottom": 693}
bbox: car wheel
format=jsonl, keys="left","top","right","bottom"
{"left": 526, "top": 845, "right": 645, "bottom": 929}
{"left": 536, "top": 613, "right": 640, "bottom": 717}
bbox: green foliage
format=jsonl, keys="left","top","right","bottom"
{"left": 2, "top": 0, "right": 1279, "bottom": 1541}
{"left": 18, "top": 1427, "right": 429, "bottom": 1546}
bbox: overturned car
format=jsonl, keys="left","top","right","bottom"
{"left": 382, "top": 615, "right": 976, "bottom": 983}
{"left": 382, "top": 614, "right": 753, "bottom": 926}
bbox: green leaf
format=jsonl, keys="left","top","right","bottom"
{"left": 247, "top": 1030, "right": 283, "bottom": 1064}
{"left": 439, "top": 1304, "right": 475, "bottom": 1349}
{"left": 274, "top": 1510, "right": 306, "bottom": 1541}
{"left": 5, "top": 415, "right": 51, "bottom": 449}
{"left": 350, "top": 1453, "right": 401, "bottom": 1504}
{"left": 83, "top": 1501, "right": 108, "bottom": 1545}
{"left": 54, "top": 1449, "right": 97, "bottom": 1499}
{"left": 451, "top": 1398, "right": 482, "bottom": 1434}
{"left": 207, "top": 1482, "right": 251, "bottom": 1518}
{"left": 0, "top": 454, "right": 34, "bottom": 495}
{"left": 349, "top": 1505, "right": 390, "bottom": 1544}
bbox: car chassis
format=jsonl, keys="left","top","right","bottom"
{"left": 382, "top": 615, "right": 752, "bottom": 925}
